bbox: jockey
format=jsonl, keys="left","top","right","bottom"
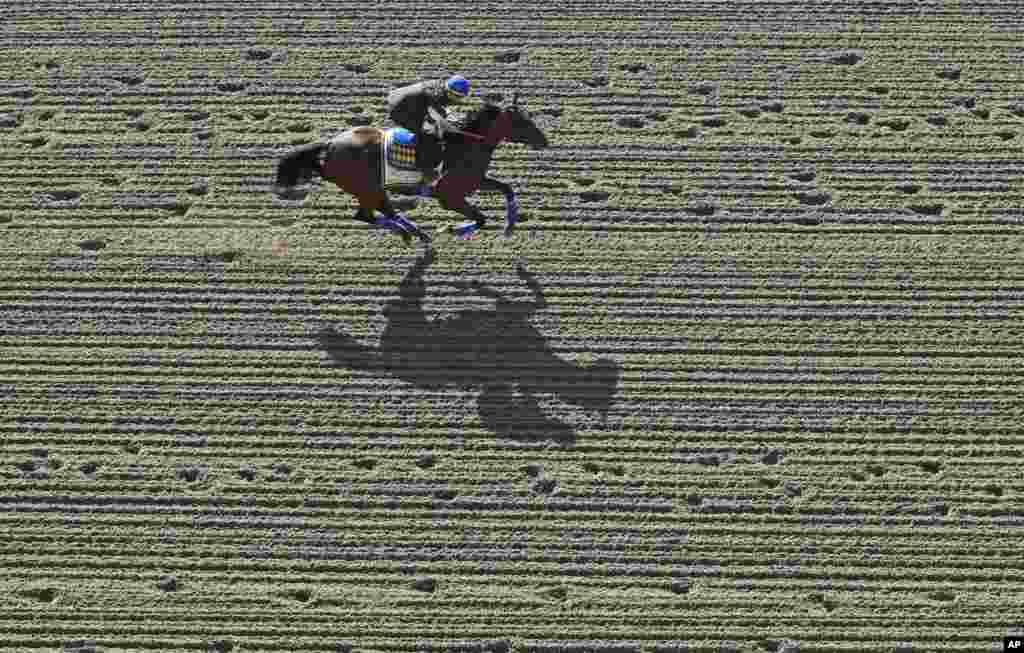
{"left": 387, "top": 75, "right": 471, "bottom": 186}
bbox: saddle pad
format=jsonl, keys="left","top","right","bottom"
{"left": 382, "top": 128, "right": 423, "bottom": 190}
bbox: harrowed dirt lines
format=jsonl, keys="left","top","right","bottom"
{"left": 3, "top": 2, "right": 1024, "bottom": 653}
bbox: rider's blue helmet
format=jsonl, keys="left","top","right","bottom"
{"left": 392, "top": 127, "right": 416, "bottom": 145}
{"left": 446, "top": 75, "right": 470, "bottom": 102}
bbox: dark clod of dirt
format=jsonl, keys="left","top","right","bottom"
{"left": 894, "top": 644, "right": 913, "bottom": 653}
{"left": 11, "top": 87, "right": 36, "bottom": 99}
{"left": 782, "top": 480, "right": 801, "bottom": 497}
{"left": 48, "top": 190, "right": 81, "bottom": 201}
{"left": 415, "top": 453, "right": 436, "bottom": 468}
{"left": 579, "top": 190, "right": 610, "bottom": 202}
{"left": 187, "top": 178, "right": 209, "bottom": 196}
{"left": 686, "top": 494, "right": 702, "bottom": 508}
{"left": 918, "top": 460, "right": 941, "bottom": 474}
{"left": 434, "top": 488, "right": 457, "bottom": 501}
{"left": 157, "top": 575, "right": 178, "bottom": 592}
{"left": 621, "top": 62, "right": 647, "bottom": 73}
{"left": 346, "top": 115, "right": 371, "bottom": 126}
{"left": 689, "top": 81, "right": 716, "bottom": 96}
{"left": 80, "top": 462, "right": 98, "bottom": 475}
{"left": 809, "top": 129, "right": 834, "bottom": 139}
{"left": 972, "top": 107, "right": 990, "bottom": 119}
{"left": 683, "top": 201, "right": 716, "bottom": 217}
{"left": 187, "top": 111, "right": 210, "bottom": 121}
{"left": 216, "top": 80, "right": 247, "bottom": 93}
{"left": 617, "top": 116, "right": 645, "bottom": 128}
{"left": 342, "top": 63, "right": 370, "bottom": 73}
{"left": 675, "top": 126, "right": 699, "bottom": 139}
{"left": 793, "top": 191, "right": 831, "bottom": 206}
{"left": 647, "top": 111, "right": 669, "bottom": 122}
{"left": 829, "top": 51, "right": 862, "bottom": 65}
{"left": 532, "top": 478, "right": 557, "bottom": 494}
{"left": 22, "top": 135, "right": 48, "bottom": 148}
{"left": 952, "top": 96, "right": 976, "bottom": 109}
{"left": 929, "top": 589, "right": 955, "bottom": 602}
{"left": 237, "top": 464, "right": 256, "bottom": 481}
{"left": 582, "top": 461, "right": 601, "bottom": 473}
{"left": 794, "top": 214, "right": 822, "bottom": 226}
{"left": 412, "top": 577, "right": 436, "bottom": 592}
{"left": 846, "top": 111, "right": 871, "bottom": 125}
{"left": 542, "top": 585, "right": 567, "bottom": 600}
{"left": 21, "top": 587, "right": 58, "bottom": 603}
{"left": 761, "top": 100, "right": 784, "bottom": 113}
{"left": 936, "top": 66, "right": 961, "bottom": 80}
{"left": 908, "top": 203, "right": 944, "bottom": 216}
{"left": 895, "top": 183, "right": 921, "bottom": 194}
{"left": 494, "top": 50, "right": 521, "bottom": 63}
{"left": 208, "top": 640, "right": 234, "bottom": 653}
{"left": 880, "top": 118, "right": 910, "bottom": 131}
{"left": 582, "top": 75, "right": 608, "bottom": 88}
{"left": 996, "top": 129, "right": 1016, "bottom": 141}
{"left": 524, "top": 463, "right": 543, "bottom": 478}
{"left": 789, "top": 170, "right": 816, "bottom": 182}
{"left": 272, "top": 462, "right": 292, "bottom": 478}
{"left": 78, "top": 239, "right": 106, "bottom": 252}
{"left": 866, "top": 84, "right": 889, "bottom": 94}
{"left": 737, "top": 107, "right": 761, "bottom": 118}
{"left": 287, "top": 588, "right": 313, "bottom": 603}
{"left": 701, "top": 117, "right": 727, "bottom": 128}
{"left": 14, "top": 460, "right": 36, "bottom": 473}
{"left": 983, "top": 483, "right": 1003, "bottom": 497}
{"left": 113, "top": 75, "right": 144, "bottom": 86}
{"left": 0, "top": 113, "right": 20, "bottom": 128}
{"left": 176, "top": 465, "right": 206, "bottom": 483}
{"left": 353, "top": 457, "right": 376, "bottom": 470}
{"left": 669, "top": 579, "right": 691, "bottom": 594}
{"left": 63, "top": 640, "right": 98, "bottom": 653}
{"left": 925, "top": 115, "right": 948, "bottom": 127}
{"left": 761, "top": 450, "right": 782, "bottom": 466}
{"left": 245, "top": 48, "right": 273, "bottom": 61}
{"left": 1009, "top": 104, "right": 1024, "bottom": 118}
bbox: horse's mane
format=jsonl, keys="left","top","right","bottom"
{"left": 455, "top": 102, "right": 502, "bottom": 130}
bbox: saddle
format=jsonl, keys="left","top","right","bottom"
{"left": 382, "top": 128, "right": 441, "bottom": 192}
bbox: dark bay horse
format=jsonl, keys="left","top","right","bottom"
{"left": 272, "top": 94, "right": 548, "bottom": 244}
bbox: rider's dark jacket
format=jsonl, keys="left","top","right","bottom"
{"left": 387, "top": 79, "right": 455, "bottom": 134}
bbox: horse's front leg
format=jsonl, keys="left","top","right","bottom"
{"left": 440, "top": 196, "right": 487, "bottom": 241}
{"left": 481, "top": 176, "right": 519, "bottom": 237}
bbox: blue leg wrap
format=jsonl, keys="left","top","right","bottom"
{"left": 454, "top": 221, "right": 479, "bottom": 239}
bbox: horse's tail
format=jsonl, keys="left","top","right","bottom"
{"left": 273, "top": 141, "right": 328, "bottom": 194}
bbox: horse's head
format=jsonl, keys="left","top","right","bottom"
{"left": 460, "top": 94, "right": 549, "bottom": 149}
{"left": 503, "top": 92, "right": 549, "bottom": 149}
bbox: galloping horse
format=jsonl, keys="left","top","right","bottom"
{"left": 272, "top": 93, "right": 548, "bottom": 244}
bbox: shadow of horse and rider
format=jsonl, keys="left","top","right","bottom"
{"left": 317, "top": 251, "right": 621, "bottom": 446}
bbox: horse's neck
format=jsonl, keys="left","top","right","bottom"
{"left": 445, "top": 141, "right": 495, "bottom": 171}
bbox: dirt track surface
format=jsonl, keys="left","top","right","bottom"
{"left": 2, "top": 2, "right": 1023, "bottom": 652}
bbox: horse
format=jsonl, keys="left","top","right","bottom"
{"left": 272, "top": 93, "right": 549, "bottom": 245}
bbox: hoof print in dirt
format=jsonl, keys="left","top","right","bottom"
{"left": 216, "top": 80, "right": 247, "bottom": 93}
{"left": 578, "top": 190, "right": 610, "bottom": 202}
{"left": 688, "top": 81, "right": 716, "bottom": 96}
{"left": 412, "top": 577, "right": 436, "bottom": 593}
{"left": 683, "top": 201, "right": 716, "bottom": 217}
{"left": 829, "top": 51, "right": 863, "bottom": 65}
{"left": 908, "top": 203, "right": 944, "bottom": 216}
{"left": 187, "top": 178, "right": 209, "bottom": 196}
{"left": 617, "top": 116, "right": 645, "bottom": 128}
{"left": 157, "top": 575, "right": 178, "bottom": 592}
{"left": 793, "top": 191, "right": 831, "bottom": 206}
{"left": 245, "top": 48, "right": 274, "bottom": 61}
{"left": 494, "top": 50, "right": 522, "bottom": 63}
{"left": 113, "top": 74, "right": 145, "bottom": 86}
